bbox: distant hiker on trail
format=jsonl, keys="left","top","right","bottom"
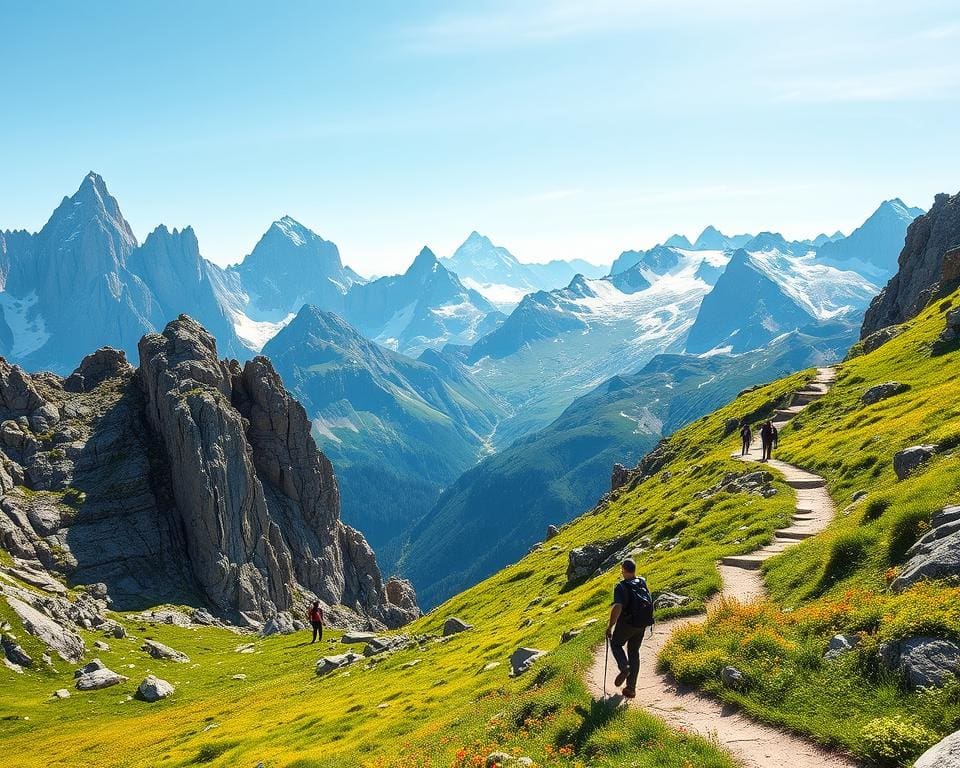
{"left": 771, "top": 423, "right": 779, "bottom": 450}
{"left": 739, "top": 423, "right": 752, "bottom": 456}
{"left": 605, "top": 558, "right": 655, "bottom": 699}
{"left": 308, "top": 601, "right": 324, "bottom": 643}
{"left": 760, "top": 420, "right": 775, "bottom": 462}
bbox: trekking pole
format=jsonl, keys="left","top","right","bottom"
{"left": 602, "top": 638, "right": 609, "bottom": 700}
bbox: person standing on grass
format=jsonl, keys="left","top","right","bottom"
{"left": 740, "top": 422, "right": 753, "bottom": 456}
{"left": 605, "top": 558, "right": 655, "bottom": 699}
{"left": 308, "top": 600, "right": 324, "bottom": 643}
{"left": 760, "top": 420, "right": 775, "bottom": 462}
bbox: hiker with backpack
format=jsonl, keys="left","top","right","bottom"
{"left": 739, "top": 422, "right": 752, "bottom": 456}
{"left": 760, "top": 420, "right": 775, "bottom": 462}
{"left": 307, "top": 600, "right": 324, "bottom": 643}
{"left": 605, "top": 558, "right": 655, "bottom": 699}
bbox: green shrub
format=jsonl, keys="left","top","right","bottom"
{"left": 887, "top": 509, "right": 931, "bottom": 564}
{"left": 860, "top": 716, "right": 937, "bottom": 766}
{"left": 821, "top": 531, "right": 872, "bottom": 589}
{"left": 864, "top": 498, "right": 891, "bottom": 521}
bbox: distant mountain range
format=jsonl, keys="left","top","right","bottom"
{"left": 816, "top": 199, "right": 924, "bottom": 280}
{"left": 440, "top": 231, "right": 608, "bottom": 310}
{"left": 0, "top": 172, "right": 930, "bottom": 606}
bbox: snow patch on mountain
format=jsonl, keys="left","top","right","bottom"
{"left": 0, "top": 292, "right": 50, "bottom": 357}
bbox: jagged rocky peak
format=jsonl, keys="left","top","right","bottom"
{"left": 408, "top": 245, "right": 440, "bottom": 274}
{"left": 40, "top": 171, "right": 138, "bottom": 261}
{"left": 0, "top": 316, "right": 418, "bottom": 631}
{"left": 862, "top": 190, "right": 960, "bottom": 337}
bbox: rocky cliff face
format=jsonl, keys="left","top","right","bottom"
{"left": 862, "top": 191, "right": 960, "bottom": 337}
{"left": 0, "top": 315, "right": 418, "bottom": 629}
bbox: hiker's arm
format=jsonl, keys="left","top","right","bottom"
{"left": 606, "top": 603, "right": 622, "bottom": 638}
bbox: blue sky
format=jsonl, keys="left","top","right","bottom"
{"left": 1, "top": 1, "right": 958, "bottom": 275}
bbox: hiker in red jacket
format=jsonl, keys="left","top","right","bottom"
{"left": 308, "top": 601, "right": 324, "bottom": 643}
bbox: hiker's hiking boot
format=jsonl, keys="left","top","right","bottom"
{"left": 614, "top": 668, "right": 628, "bottom": 686}
{"left": 621, "top": 687, "right": 636, "bottom": 698}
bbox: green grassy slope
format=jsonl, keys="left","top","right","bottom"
{"left": 660, "top": 289, "right": 960, "bottom": 766}
{"left": 0, "top": 363, "right": 813, "bottom": 767}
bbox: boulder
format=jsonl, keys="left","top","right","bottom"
{"left": 566, "top": 541, "right": 621, "bottom": 582}
{"left": 342, "top": 631, "right": 377, "bottom": 645}
{"left": 1, "top": 633, "right": 33, "bottom": 667}
{"left": 363, "top": 635, "right": 410, "bottom": 657}
{"left": 894, "top": 445, "right": 938, "bottom": 480}
{"left": 4, "top": 595, "right": 84, "bottom": 662}
{"left": 825, "top": 634, "right": 861, "bottom": 660}
{"left": 53, "top": 689, "right": 71, "bottom": 699}
{"left": 260, "top": 612, "right": 298, "bottom": 636}
{"left": 915, "top": 728, "right": 960, "bottom": 768}
{"left": 892, "top": 506, "right": 960, "bottom": 592}
{"left": 879, "top": 636, "right": 960, "bottom": 689}
{"left": 611, "top": 463, "right": 630, "bottom": 491}
{"left": 721, "top": 665, "right": 745, "bottom": 689}
{"left": 442, "top": 617, "right": 472, "bottom": 637}
{"left": 142, "top": 639, "right": 189, "bottom": 663}
{"left": 76, "top": 666, "right": 129, "bottom": 691}
{"left": 137, "top": 675, "right": 174, "bottom": 702}
{"left": 545, "top": 525, "right": 560, "bottom": 540}
{"left": 93, "top": 640, "right": 110, "bottom": 651}
{"left": 485, "top": 754, "right": 533, "bottom": 768}
{"left": 64, "top": 348, "right": 133, "bottom": 393}
{"left": 384, "top": 578, "right": 421, "bottom": 621}
{"left": 937, "top": 307, "right": 960, "bottom": 348}
{"left": 861, "top": 382, "right": 908, "bottom": 405}
{"left": 315, "top": 652, "right": 361, "bottom": 677}
{"left": 509, "top": 647, "right": 546, "bottom": 676}
{"left": 75, "top": 658, "right": 107, "bottom": 677}
{"left": 653, "top": 592, "right": 691, "bottom": 610}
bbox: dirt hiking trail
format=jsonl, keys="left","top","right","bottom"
{"left": 586, "top": 367, "right": 862, "bottom": 768}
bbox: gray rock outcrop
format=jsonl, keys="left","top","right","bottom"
{"left": 0, "top": 316, "right": 418, "bottom": 631}
{"left": 137, "top": 675, "right": 174, "bottom": 702}
{"left": 861, "top": 382, "right": 908, "bottom": 405}
{"left": 915, "top": 728, "right": 960, "bottom": 768}
{"left": 825, "top": 634, "right": 861, "bottom": 660}
{"left": 142, "top": 639, "right": 190, "bottom": 663}
{"left": 879, "top": 636, "right": 960, "bottom": 689}
{"left": 721, "top": 665, "right": 745, "bottom": 689}
{"left": 315, "top": 652, "right": 361, "bottom": 676}
{"left": 260, "top": 612, "right": 299, "bottom": 637}
{"left": 509, "top": 647, "right": 546, "bottom": 676}
{"left": 4, "top": 595, "right": 84, "bottom": 662}
{"left": 894, "top": 445, "right": 939, "bottom": 480}
{"left": 1, "top": 633, "right": 33, "bottom": 667}
{"left": 892, "top": 506, "right": 960, "bottom": 592}
{"left": 442, "top": 617, "right": 472, "bottom": 636}
{"left": 75, "top": 659, "right": 129, "bottom": 690}
{"left": 862, "top": 190, "right": 960, "bottom": 337}
{"left": 611, "top": 463, "right": 629, "bottom": 491}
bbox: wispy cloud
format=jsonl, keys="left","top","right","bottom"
{"left": 396, "top": 0, "right": 769, "bottom": 54}
{"left": 523, "top": 187, "right": 581, "bottom": 203}
{"left": 774, "top": 66, "right": 960, "bottom": 103}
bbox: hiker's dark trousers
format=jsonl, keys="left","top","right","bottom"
{"left": 741, "top": 438, "right": 750, "bottom": 455}
{"left": 761, "top": 439, "right": 772, "bottom": 461}
{"left": 610, "top": 623, "right": 646, "bottom": 689}
{"left": 311, "top": 621, "right": 323, "bottom": 643}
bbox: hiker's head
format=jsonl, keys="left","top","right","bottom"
{"left": 621, "top": 558, "right": 637, "bottom": 579}
{"left": 312, "top": 600, "right": 319, "bottom": 609}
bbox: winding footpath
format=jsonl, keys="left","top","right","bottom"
{"left": 586, "top": 367, "right": 862, "bottom": 768}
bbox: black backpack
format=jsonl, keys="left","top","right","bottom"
{"left": 621, "top": 577, "right": 654, "bottom": 628}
